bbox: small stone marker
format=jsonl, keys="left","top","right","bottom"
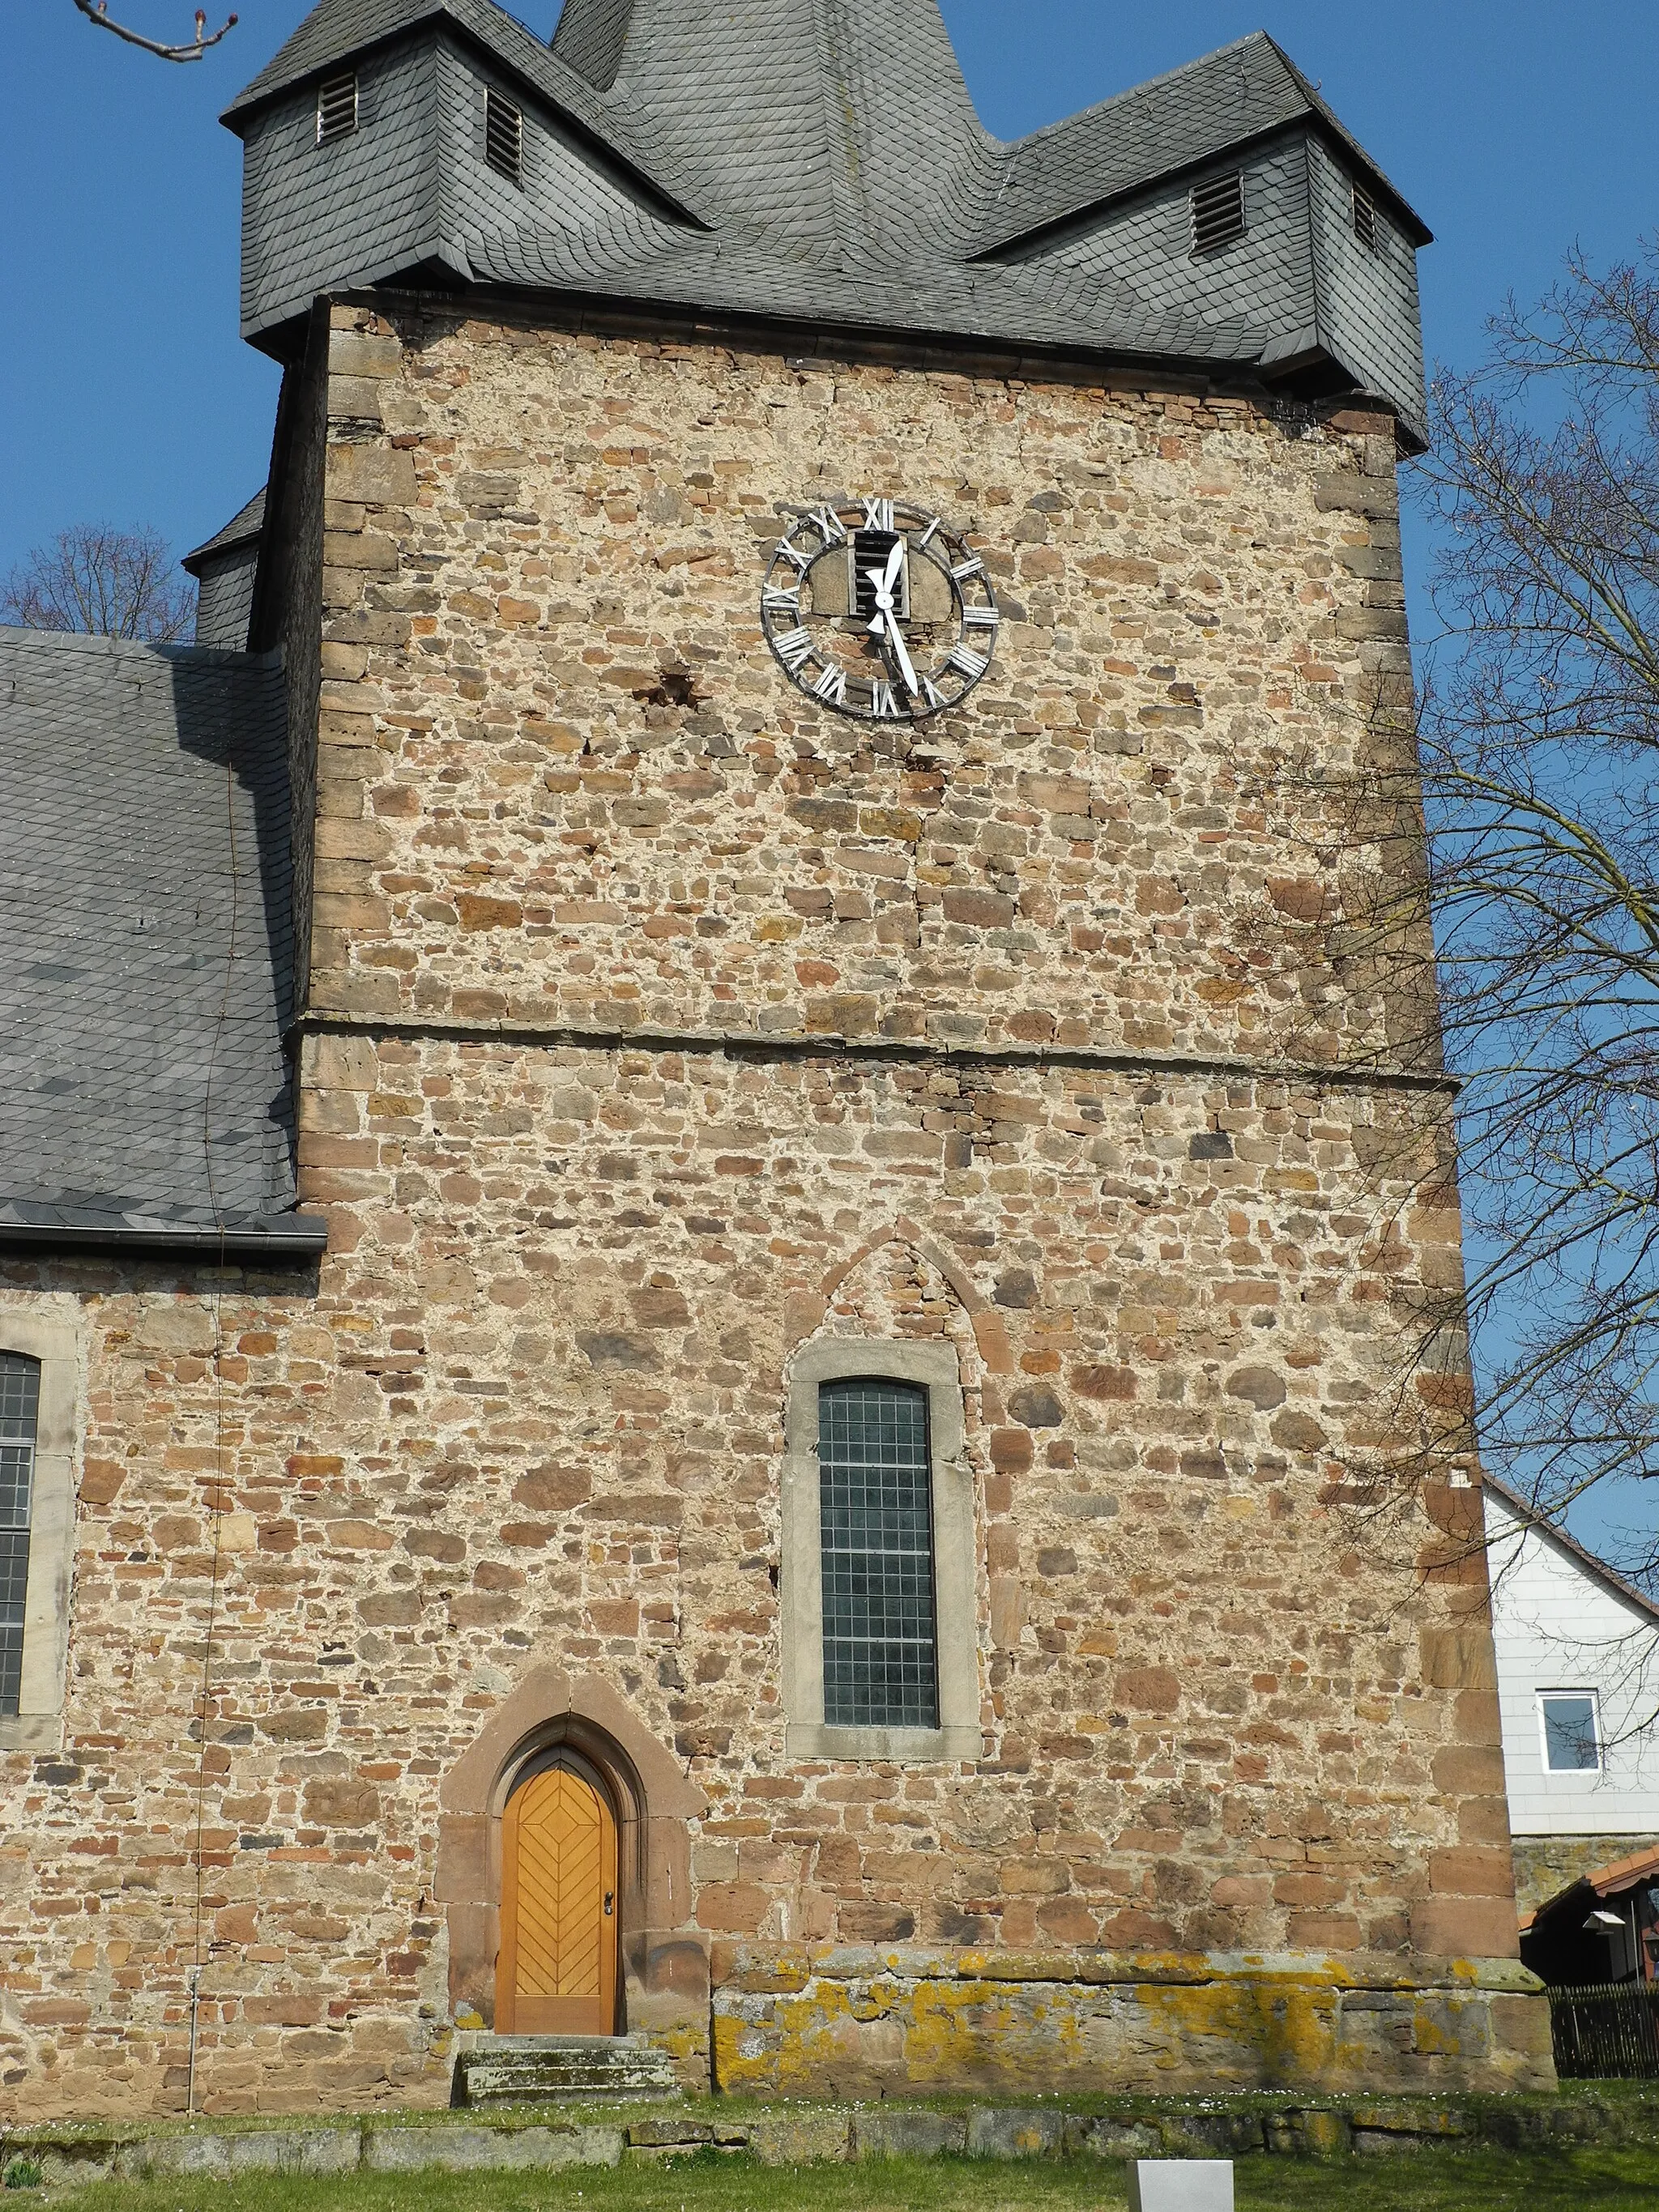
{"left": 1128, "top": 2159, "right": 1235, "bottom": 2212}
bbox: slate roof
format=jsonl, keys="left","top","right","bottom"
{"left": 0, "top": 629, "right": 325, "bottom": 1255}
{"left": 970, "top": 31, "right": 1430, "bottom": 256}
{"left": 223, "top": 0, "right": 710, "bottom": 224}
{"left": 224, "top": 0, "right": 1431, "bottom": 413}
{"left": 182, "top": 486, "right": 267, "bottom": 576}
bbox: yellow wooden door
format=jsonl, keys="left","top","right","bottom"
{"left": 497, "top": 1759, "right": 618, "bottom": 2035}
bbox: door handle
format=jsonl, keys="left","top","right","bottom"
{"left": 603, "top": 1891, "right": 615, "bottom": 1916}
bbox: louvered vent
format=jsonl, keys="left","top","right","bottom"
{"left": 1353, "top": 181, "right": 1380, "bottom": 251}
{"left": 485, "top": 87, "right": 523, "bottom": 185}
{"left": 1191, "top": 171, "right": 1246, "bottom": 255}
{"left": 316, "top": 71, "right": 358, "bottom": 146}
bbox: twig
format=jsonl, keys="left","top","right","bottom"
{"left": 71, "top": 0, "right": 237, "bottom": 62}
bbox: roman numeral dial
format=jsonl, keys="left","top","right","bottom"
{"left": 759, "top": 495, "right": 1000, "bottom": 724}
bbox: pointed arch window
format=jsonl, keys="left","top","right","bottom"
{"left": 782, "top": 1340, "right": 980, "bottom": 1762}
{"left": 0, "top": 1354, "right": 39, "bottom": 1716}
{"left": 0, "top": 1319, "right": 78, "bottom": 1750}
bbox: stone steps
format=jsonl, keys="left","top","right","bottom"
{"left": 454, "top": 2035, "right": 682, "bottom": 2108}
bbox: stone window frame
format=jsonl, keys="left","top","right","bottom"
{"left": 0, "top": 1314, "right": 79, "bottom": 1753}
{"left": 782, "top": 1339, "right": 980, "bottom": 1762}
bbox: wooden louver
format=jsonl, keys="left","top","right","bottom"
{"left": 1191, "top": 171, "right": 1246, "bottom": 255}
{"left": 316, "top": 72, "right": 358, "bottom": 145}
{"left": 1352, "top": 181, "right": 1380, "bottom": 251}
{"left": 486, "top": 87, "right": 524, "bottom": 186}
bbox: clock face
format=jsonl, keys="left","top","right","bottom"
{"left": 761, "top": 497, "right": 999, "bottom": 722}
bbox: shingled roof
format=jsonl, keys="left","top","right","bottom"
{"left": 0, "top": 629, "right": 325, "bottom": 1257}
{"left": 181, "top": 485, "right": 267, "bottom": 577}
{"left": 969, "top": 31, "right": 1430, "bottom": 257}
{"left": 224, "top": 0, "right": 1433, "bottom": 436}
{"left": 224, "top": 0, "right": 710, "bottom": 223}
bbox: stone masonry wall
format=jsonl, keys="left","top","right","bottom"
{"left": 307, "top": 300, "right": 1435, "bottom": 1072}
{"left": 1512, "top": 1834, "right": 1659, "bottom": 1918}
{"left": 0, "top": 1046, "right": 1526, "bottom": 2113}
{"left": 0, "top": 304, "right": 1533, "bottom": 2116}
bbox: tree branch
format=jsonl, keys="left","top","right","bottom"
{"left": 70, "top": 0, "right": 237, "bottom": 61}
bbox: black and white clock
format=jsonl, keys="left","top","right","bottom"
{"left": 760, "top": 497, "right": 999, "bottom": 722}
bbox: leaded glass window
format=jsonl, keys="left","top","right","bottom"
{"left": 818, "top": 1378, "right": 939, "bottom": 1729}
{"left": 0, "top": 1354, "right": 39, "bottom": 1719}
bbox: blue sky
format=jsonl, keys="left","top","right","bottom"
{"left": 4, "top": 1, "right": 1656, "bottom": 1555}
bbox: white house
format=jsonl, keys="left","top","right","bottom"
{"left": 1484, "top": 1476, "right": 1659, "bottom": 1922}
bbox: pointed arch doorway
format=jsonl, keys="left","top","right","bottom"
{"left": 496, "top": 1750, "right": 619, "bottom": 2035}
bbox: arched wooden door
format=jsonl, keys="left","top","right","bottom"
{"left": 497, "top": 1755, "right": 618, "bottom": 2035}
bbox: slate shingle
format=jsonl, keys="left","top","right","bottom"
{"left": 224, "top": 0, "right": 710, "bottom": 226}
{"left": 182, "top": 487, "right": 267, "bottom": 571}
{"left": 0, "top": 629, "right": 319, "bottom": 1251}
{"left": 970, "top": 32, "right": 1427, "bottom": 259}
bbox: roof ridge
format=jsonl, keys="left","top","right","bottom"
{"left": 1528, "top": 1837, "right": 1659, "bottom": 1922}
{"left": 549, "top": 0, "right": 634, "bottom": 89}
{"left": 1586, "top": 1841, "right": 1659, "bottom": 1896}
{"left": 813, "top": 0, "right": 866, "bottom": 266}
{"left": 183, "top": 485, "right": 267, "bottom": 570}
{"left": 1254, "top": 28, "right": 1426, "bottom": 236}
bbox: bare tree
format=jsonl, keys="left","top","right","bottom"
{"left": 2, "top": 524, "right": 194, "bottom": 642}
{"left": 1405, "top": 245, "right": 1659, "bottom": 1582}
{"left": 70, "top": 0, "right": 236, "bottom": 62}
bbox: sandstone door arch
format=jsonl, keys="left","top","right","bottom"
{"left": 436, "top": 1667, "right": 710, "bottom": 2041}
{"left": 497, "top": 1751, "right": 619, "bottom": 2035}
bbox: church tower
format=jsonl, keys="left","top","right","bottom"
{"left": 0, "top": 0, "right": 1551, "bottom": 2115}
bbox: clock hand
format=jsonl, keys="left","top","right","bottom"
{"left": 881, "top": 542, "right": 921, "bottom": 696}
{"left": 866, "top": 538, "right": 919, "bottom": 693}
{"left": 886, "top": 618, "right": 921, "bottom": 700}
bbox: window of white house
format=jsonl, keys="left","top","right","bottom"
{"left": 781, "top": 1340, "right": 979, "bottom": 1762}
{"left": 1540, "top": 1690, "right": 1603, "bottom": 1772}
{"left": 0, "top": 1353, "right": 38, "bottom": 1716}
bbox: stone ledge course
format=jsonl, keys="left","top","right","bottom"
{"left": 4, "top": 2088, "right": 1655, "bottom": 2186}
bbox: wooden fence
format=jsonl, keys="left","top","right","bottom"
{"left": 1548, "top": 1981, "right": 1659, "bottom": 2078}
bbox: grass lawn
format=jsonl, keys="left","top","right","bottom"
{"left": 33, "top": 2147, "right": 1659, "bottom": 2211}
